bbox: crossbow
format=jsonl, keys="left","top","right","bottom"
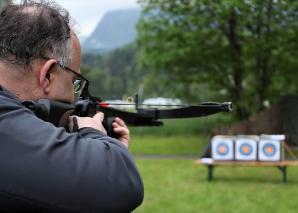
{"left": 23, "top": 85, "right": 232, "bottom": 138}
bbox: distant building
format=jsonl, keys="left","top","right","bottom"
{"left": 142, "top": 97, "right": 182, "bottom": 109}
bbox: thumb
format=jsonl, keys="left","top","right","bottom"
{"left": 93, "top": 112, "right": 104, "bottom": 122}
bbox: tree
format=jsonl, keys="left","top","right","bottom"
{"left": 137, "top": 0, "right": 298, "bottom": 119}
{"left": 82, "top": 43, "right": 149, "bottom": 100}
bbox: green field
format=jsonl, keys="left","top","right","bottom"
{"left": 129, "top": 117, "right": 298, "bottom": 213}
{"left": 130, "top": 135, "right": 208, "bottom": 156}
{"left": 134, "top": 158, "right": 298, "bottom": 213}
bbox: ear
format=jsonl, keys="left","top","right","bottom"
{"left": 38, "top": 59, "right": 57, "bottom": 94}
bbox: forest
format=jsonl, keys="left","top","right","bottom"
{"left": 81, "top": 0, "right": 298, "bottom": 121}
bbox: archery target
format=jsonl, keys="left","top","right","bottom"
{"left": 211, "top": 136, "right": 234, "bottom": 160}
{"left": 258, "top": 139, "right": 283, "bottom": 161}
{"left": 260, "top": 134, "right": 285, "bottom": 141}
{"left": 235, "top": 137, "right": 257, "bottom": 161}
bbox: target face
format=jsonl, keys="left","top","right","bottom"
{"left": 263, "top": 144, "right": 276, "bottom": 157}
{"left": 235, "top": 138, "right": 257, "bottom": 161}
{"left": 240, "top": 143, "right": 253, "bottom": 155}
{"left": 212, "top": 136, "right": 234, "bottom": 160}
{"left": 258, "top": 139, "right": 282, "bottom": 161}
{"left": 216, "top": 143, "right": 229, "bottom": 155}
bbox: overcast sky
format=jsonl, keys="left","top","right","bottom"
{"left": 54, "top": 0, "right": 139, "bottom": 38}
{"left": 14, "top": 0, "right": 139, "bottom": 37}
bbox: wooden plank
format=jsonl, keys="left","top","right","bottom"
{"left": 195, "top": 158, "right": 298, "bottom": 167}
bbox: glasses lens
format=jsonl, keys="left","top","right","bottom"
{"left": 73, "top": 79, "right": 87, "bottom": 98}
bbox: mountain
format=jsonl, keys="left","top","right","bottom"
{"left": 78, "top": 35, "right": 88, "bottom": 44}
{"left": 83, "top": 8, "right": 141, "bottom": 53}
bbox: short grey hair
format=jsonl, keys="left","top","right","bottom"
{"left": 0, "top": 0, "right": 73, "bottom": 69}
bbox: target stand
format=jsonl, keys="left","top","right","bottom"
{"left": 196, "top": 135, "right": 298, "bottom": 182}
{"left": 196, "top": 159, "right": 298, "bottom": 182}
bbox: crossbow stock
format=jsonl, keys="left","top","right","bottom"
{"left": 23, "top": 87, "right": 232, "bottom": 138}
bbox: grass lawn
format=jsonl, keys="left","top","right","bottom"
{"left": 127, "top": 116, "right": 298, "bottom": 212}
{"left": 129, "top": 135, "right": 209, "bottom": 156}
{"left": 128, "top": 129, "right": 298, "bottom": 213}
{"left": 133, "top": 159, "right": 298, "bottom": 213}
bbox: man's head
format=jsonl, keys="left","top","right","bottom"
{"left": 0, "top": 0, "right": 82, "bottom": 103}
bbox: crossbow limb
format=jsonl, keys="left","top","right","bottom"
{"left": 23, "top": 86, "right": 232, "bottom": 138}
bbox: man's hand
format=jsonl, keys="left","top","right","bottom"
{"left": 69, "top": 112, "right": 107, "bottom": 135}
{"left": 112, "top": 117, "right": 130, "bottom": 148}
{"left": 68, "top": 113, "right": 130, "bottom": 148}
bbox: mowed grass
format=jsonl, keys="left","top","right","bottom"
{"left": 129, "top": 115, "right": 230, "bottom": 155}
{"left": 129, "top": 135, "right": 209, "bottom": 155}
{"left": 127, "top": 116, "right": 298, "bottom": 213}
{"left": 133, "top": 159, "right": 298, "bottom": 213}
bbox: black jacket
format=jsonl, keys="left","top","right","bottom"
{"left": 0, "top": 86, "right": 144, "bottom": 212}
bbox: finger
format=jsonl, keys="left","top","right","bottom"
{"left": 112, "top": 122, "right": 129, "bottom": 133}
{"left": 114, "top": 117, "right": 126, "bottom": 127}
{"left": 112, "top": 124, "right": 123, "bottom": 133}
{"left": 113, "top": 126, "right": 129, "bottom": 135}
{"left": 112, "top": 122, "right": 120, "bottom": 128}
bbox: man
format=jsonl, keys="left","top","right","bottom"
{"left": 0, "top": 0, "right": 143, "bottom": 212}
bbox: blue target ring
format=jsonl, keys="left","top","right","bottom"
{"left": 216, "top": 143, "right": 229, "bottom": 156}
{"left": 239, "top": 143, "right": 253, "bottom": 156}
{"left": 262, "top": 143, "right": 276, "bottom": 157}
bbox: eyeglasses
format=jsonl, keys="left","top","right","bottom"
{"left": 41, "top": 56, "right": 89, "bottom": 99}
